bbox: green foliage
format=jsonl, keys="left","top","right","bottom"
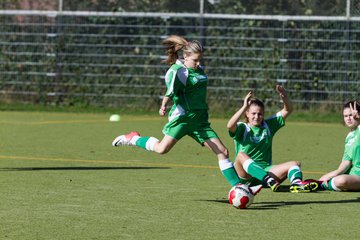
{"left": 0, "top": 1, "right": 359, "bottom": 113}
{"left": 0, "top": 0, "right": 350, "bottom": 15}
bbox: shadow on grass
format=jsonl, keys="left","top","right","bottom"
{"left": 264, "top": 185, "right": 307, "bottom": 193}
{"left": 253, "top": 197, "right": 360, "bottom": 206}
{"left": 203, "top": 197, "right": 360, "bottom": 210}
{"left": 265, "top": 185, "right": 360, "bottom": 193}
{"left": 203, "top": 199, "right": 278, "bottom": 210}
{"left": 0, "top": 166, "right": 170, "bottom": 171}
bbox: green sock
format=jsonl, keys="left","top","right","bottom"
{"left": 322, "top": 179, "right": 340, "bottom": 191}
{"left": 243, "top": 159, "right": 267, "bottom": 182}
{"left": 288, "top": 165, "right": 303, "bottom": 184}
{"left": 134, "top": 137, "right": 159, "bottom": 151}
{"left": 219, "top": 159, "right": 240, "bottom": 186}
{"left": 135, "top": 137, "right": 149, "bottom": 150}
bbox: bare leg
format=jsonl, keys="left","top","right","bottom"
{"left": 333, "top": 175, "right": 360, "bottom": 191}
{"left": 233, "top": 153, "right": 252, "bottom": 180}
{"left": 269, "top": 161, "right": 301, "bottom": 183}
{"left": 233, "top": 152, "right": 280, "bottom": 191}
{"left": 203, "top": 138, "right": 228, "bottom": 160}
{"left": 204, "top": 138, "right": 240, "bottom": 186}
{"left": 235, "top": 152, "right": 268, "bottom": 182}
{"left": 152, "top": 135, "right": 178, "bottom": 154}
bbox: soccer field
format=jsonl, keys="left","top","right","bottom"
{"left": 0, "top": 111, "right": 359, "bottom": 240}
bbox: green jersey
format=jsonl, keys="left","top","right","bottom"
{"left": 342, "top": 125, "right": 360, "bottom": 176}
{"left": 164, "top": 60, "right": 208, "bottom": 120}
{"left": 230, "top": 113, "right": 285, "bottom": 168}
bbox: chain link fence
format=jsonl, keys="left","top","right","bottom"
{"left": 0, "top": 4, "right": 359, "bottom": 112}
{"left": 351, "top": 0, "right": 360, "bottom": 16}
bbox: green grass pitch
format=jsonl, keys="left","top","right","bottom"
{"left": 0, "top": 111, "right": 359, "bottom": 240}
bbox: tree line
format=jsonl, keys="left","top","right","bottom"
{"left": 0, "top": 0, "right": 348, "bottom": 16}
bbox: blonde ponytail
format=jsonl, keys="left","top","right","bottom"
{"left": 162, "top": 35, "right": 203, "bottom": 65}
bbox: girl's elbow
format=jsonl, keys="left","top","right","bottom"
{"left": 226, "top": 123, "right": 234, "bottom": 131}
{"left": 285, "top": 106, "right": 293, "bottom": 115}
{"left": 227, "top": 125, "right": 236, "bottom": 134}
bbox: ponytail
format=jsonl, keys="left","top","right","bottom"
{"left": 162, "top": 35, "right": 203, "bottom": 65}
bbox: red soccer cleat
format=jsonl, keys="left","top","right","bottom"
{"left": 112, "top": 131, "right": 140, "bottom": 146}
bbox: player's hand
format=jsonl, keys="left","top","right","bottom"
{"left": 350, "top": 101, "right": 359, "bottom": 120}
{"left": 318, "top": 175, "right": 330, "bottom": 186}
{"left": 159, "top": 106, "right": 166, "bottom": 116}
{"left": 276, "top": 85, "right": 287, "bottom": 98}
{"left": 243, "top": 91, "right": 253, "bottom": 108}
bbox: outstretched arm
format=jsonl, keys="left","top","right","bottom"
{"left": 227, "top": 91, "right": 253, "bottom": 134}
{"left": 276, "top": 85, "right": 293, "bottom": 120}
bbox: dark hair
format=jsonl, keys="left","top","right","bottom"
{"left": 248, "top": 98, "right": 265, "bottom": 109}
{"left": 162, "top": 35, "right": 203, "bottom": 65}
{"left": 244, "top": 98, "right": 265, "bottom": 123}
{"left": 343, "top": 100, "right": 360, "bottom": 110}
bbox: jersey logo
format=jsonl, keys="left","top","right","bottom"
{"left": 249, "top": 131, "right": 268, "bottom": 143}
{"left": 346, "top": 135, "right": 357, "bottom": 146}
{"left": 193, "top": 74, "right": 208, "bottom": 83}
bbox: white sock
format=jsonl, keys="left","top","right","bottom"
{"left": 218, "top": 159, "right": 233, "bottom": 171}
{"left": 288, "top": 165, "right": 302, "bottom": 183}
{"left": 243, "top": 158, "right": 254, "bottom": 173}
{"left": 330, "top": 178, "right": 341, "bottom": 191}
{"left": 146, "top": 137, "right": 159, "bottom": 151}
{"left": 130, "top": 136, "right": 140, "bottom": 145}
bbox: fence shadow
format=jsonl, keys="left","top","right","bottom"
{"left": 0, "top": 166, "right": 170, "bottom": 171}
{"left": 202, "top": 197, "right": 360, "bottom": 210}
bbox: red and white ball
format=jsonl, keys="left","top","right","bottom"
{"left": 228, "top": 184, "right": 254, "bottom": 209}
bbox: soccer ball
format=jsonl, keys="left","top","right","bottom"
{"left": 228, "top": 184, "right": 254, "bottom": 209}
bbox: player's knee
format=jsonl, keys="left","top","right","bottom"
{"left": 154, "top": 145, "right": 170, "bottom": 154}
{"left": 334, "top": 177, "right": 347, "bottom": 187}
{"left": 290, "top": 161, "right": 301, "bottom": 167}
{"left": 208, "top": 141, "right": 228, "bottom": 158}
{"left": 236, "top": 152, "right": 250, "bottom": 162}
{"left": 157, "top": 148, "right": 169, "bottom": 154}
{"left": 221, "top": 147, "right": 229, "bottom": 158}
